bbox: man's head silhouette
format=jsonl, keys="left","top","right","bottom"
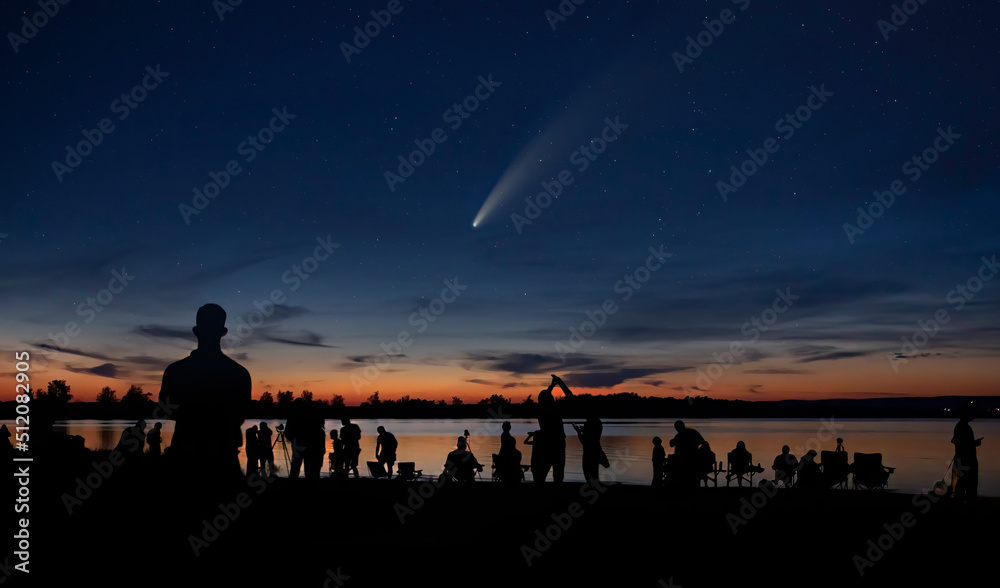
{"left": 193, "top": 303, "right": 228, "bottom": 345}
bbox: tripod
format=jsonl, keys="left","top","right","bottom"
{"left": 272, "top": 427, "right": 291, "bottom": 475}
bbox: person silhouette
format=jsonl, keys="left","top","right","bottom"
{"left": 146, "top": 422, "right": 162, "bottom": 458}
{"left": 835, "top": 438, "right": 846, "bottom": 453}
{"left": 524, "top": 430, "right": 541, "bottom": 482}
{"left": 245, "top": 425, "right": 260, "bottom": 478}
{"left": 951, "top": 404, "right": 982, "bottom": 500}
{"left": 375, "top": 425, "right": 398, "bottom": 477}
{"left": 285, "top": 399, "right": 325, "bottom": 479}
{"left": 573, "top": 415, "right": 608, "bottom": 484}
{"left": 771, "top": 445, "right": 798, "bottom": 487}
{"left": 796, "top": 449, "right": 821, "bottom": 489}
{"left": 441, "top": 436, "right": 483, "bottom": 482}
{"left": 497, "top": 421, "right": 524, "bottom": 483}
{"left": 329, "top": 429, "right": 344, "bottom": 479}
{"left": 340, "top": 418, "right": 362, "bottom": 479}
{"left": 258, "top": 422, "right": 275, "bottom": 477}
{"left": 668, "top": 420, "right": 706, "bottom": 489}
{"left": 535, "top": 374, "right": 574, "bottom": 483}
{"left": 651, "top": 436, "right": 666, "bottom": 487}
{"left": 115, "top": 419, "right": 147, "bottom": 465}
{"left": 158, "top": 303, "right": 251, "bottom": 482}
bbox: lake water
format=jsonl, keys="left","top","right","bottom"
{"left": 29, "top": 417, "right": 1000, "bottom": 496}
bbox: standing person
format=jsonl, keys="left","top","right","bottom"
{"left": 668, "top": 420, "right": 706, "bottom": 489}
{"left": 651, "top": 437, "right": 666, "bottom": 487}
{"left": 158, "top": 303, "right": 251, "bottom": 483}
{"left": 329, "top": 429, "right": 343, "bottom": 479}
{"left": 375, "top": 426, "right": 398, "bottom": 478}
{"left": 146, "top": 422, "right": 163, "bottom": 458}
{"left": 524, "top": 431, "right": 541, "bottom": 482}
{"left": 952, "top": 404, "right": 983, "bottom": 500}
{"left": 573, "top": 416, "right": 608, "bottom": 484}
{"left": 340, "top": 418, "right": 362, "bottom": 479}
{"left": 535, "top": 374, "right": 574, "bottom": 483}
{"left": 245, "top": 425, "right": 260, "bottom": 478}
{"left": 258, "top": 422, "right": 275, "bottom": 477}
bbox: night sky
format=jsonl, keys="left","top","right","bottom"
{"left": 2, "top": 0, "right": 998, "bottom": 403}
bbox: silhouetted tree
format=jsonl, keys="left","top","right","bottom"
{"left": 121, "top": 384, "right": 151, "bottom": 409}
{"left": 277, "top": 390, "right": 293, "bottom": 406}
{"left": 330, "top": 394, "right": 345, "bottom": 409}
{"left": 366, "top": 391, "right": 381, "bottom": 406}
{"left": 300, "top": 389, "right": 314, "bottom": 402}
{"left": 259, "top": 390, "right": 274, "bottom": 405}
{"left": 451, "top": 396, "right": 463, "bottom": 406}
{"left": 45, "top": 379, "right": 72, "bottom": 403}
{"left": 96, "top": 386, "right": 118, "bottom": 404}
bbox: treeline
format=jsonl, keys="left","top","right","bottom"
{"left": 2, "top": 379, "right": 998, "bottom": 420}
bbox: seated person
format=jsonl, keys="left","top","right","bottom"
{"left": 771, "top": 445, "right": 798, "bottom": 486}
{"left": 698, "top": 441, "right": 717, "bottom": 477}
{"left": 441, "top": 436, "right": 483, "bottom": 482}
{"left": 729, "top": 441, "right": 765, "bottom": 475}
{"left": 796, "top": 449, "right": 822, "bottom": 488}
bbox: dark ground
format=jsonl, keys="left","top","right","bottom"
{"left": 11, "top": 452, "right": 997, "bottom": 588}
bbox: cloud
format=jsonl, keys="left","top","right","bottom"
{"left": 564, "top": 368, "right": 665, "bottom": 389}
{"left": 796, "top": 350, "right": 870, "bottom": 363}
{"left": 260, "top": 329, "right": 338, "bottom": 348}
{"left": 66, "top": 363, "right": 121, "bottom": 378}
{"left": 743, "top": 367, "right": 812, "bottom": 375}
{"left": 32, "top": 344, "right": 114, "bottom": 361}
{"left": 135, "top": 324, "right": 194, "bottom": 341}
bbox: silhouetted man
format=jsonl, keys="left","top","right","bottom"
{"left": 159, "top": 303, "right": 251, "bottom": 481}
{"left": 497, "top": 421, "right": 524, "bottom": 483}
{"left": 285, "top": 399, "right": 325, "bottom": 479}
{"left": 573, "top": 416, "right": 607, "bottom": 484}
{"left": 952, "top": 404, "right": 982, "bottom": 500}
{"left": 375, "top": 425, "right": 398, "bottom": 477}
{"left": 258, "top": 422, "right": 275, "bottom": 477}
{"left": 441, "top": 436, "right": 483, "bottom": 482}
{"left": 669, "top": 420, "right": 706, "bottom": 489}
{"left": 651, "top": 436, "right": 666, "bottom": 487}
{"left": 245, "top": 425, "right": 260, "bottom": 477}
{"left": 772, "top": 445, "right": 798, "bottom": 487}
{"left": 340, "top": 418, "right": 362, "bottom": 479}
{"left": 146, "top": 422, "right": 162, "bottom": 458}
{"left": 535, "top": 374, "right": 573, "bottom": 483}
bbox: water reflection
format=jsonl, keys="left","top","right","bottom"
{"left": 33, "top": 418, "right": 1000, "bottom": 496}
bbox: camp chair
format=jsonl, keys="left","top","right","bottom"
{"left": 852, "top": 453, "right": 895, "bottom": 490}
{"left": 366, "top": 461, "right": 389, "bottom": 479}
{"left": 726, "top": 451, "right": 763, "bottom": 487}
{"left": 701, "top": 459, "right": 722, "bottom": 488}
{"left": 492, "top": 453, "right": 527, "bottom": 483}
{"left": 820, "top": 450, "right": 850, "bottom": 489}
{"left": 396, "top": 462, "right": 422, "bottom": 481}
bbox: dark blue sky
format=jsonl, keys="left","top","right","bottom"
{"left": 2, "top": 0, "right": 998, "bottom": 402}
